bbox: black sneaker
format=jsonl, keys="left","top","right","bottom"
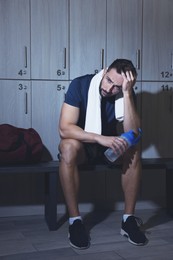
{"left": 68, "top": 219, "right": 90, "bottom": 249}
{"left": 120, "top": 216, "right": 148, "bottom": 245}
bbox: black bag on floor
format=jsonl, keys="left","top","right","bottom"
{"left": 0, "top": 124, "right": 43, "bottom": 164}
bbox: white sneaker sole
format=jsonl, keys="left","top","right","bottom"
{"left": 120, "top": 229, "right": 146, "bottom": 246}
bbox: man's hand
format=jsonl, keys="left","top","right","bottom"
{"left": 121, "top": 71, "right": 136, "bottom": 92}
{"left": 95, "top": 135, "right": 128, "bottom": 155}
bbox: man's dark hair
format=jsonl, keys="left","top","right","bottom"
{"left": 107, "top": 59, "right": 137, "bottom": 78}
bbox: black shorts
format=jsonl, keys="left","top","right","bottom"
{"left": 84, "top": 143, "right": 124, "bottom": 166}
{"left": 84, "top": 143, "right": 107, "bottom": 164}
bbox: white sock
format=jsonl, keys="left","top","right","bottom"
{"left": 69, "top": 216, "right": 82, "bottom": 225}
{"left": 123, "top": 214, "right": 133, "bottom": 222}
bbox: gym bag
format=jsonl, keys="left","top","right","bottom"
{"left": 0, "top": 124, "right": 43, "bottom": 164}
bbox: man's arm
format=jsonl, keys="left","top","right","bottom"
{"left": 59, "top": 103, "right": 128, "bottom": 152}
{"left": 59, "top": 103, "right": 98, "bottom": 143}
{"left": 121, "top": 71, "right": 140, "bottom": 133}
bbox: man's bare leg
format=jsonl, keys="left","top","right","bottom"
{"left": 59, "top": 139, "right": 86, "bottom": 217}
{"left": 121, "top": 147, "right": 142, "bottom": 214}
{"left": 120, "top": 146, "right": 147, "bottom": 245}
{"left": 58, "top": 139, "right": 90, "bottom": 249}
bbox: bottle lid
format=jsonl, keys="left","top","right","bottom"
{"left": 121, "top": 128, "right": 142, "bottom": 146}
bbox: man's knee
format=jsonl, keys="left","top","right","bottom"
{"left": 59, "top": 139, "right": 83, "bottom": 164}
{"left": 122, "top": 147, "right": 141, "bottom": 169}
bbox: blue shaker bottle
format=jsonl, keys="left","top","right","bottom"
{"left": 104, "top": 128, "right": 142, "bottom": 163}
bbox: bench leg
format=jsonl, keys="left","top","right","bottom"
{"left": 166, "top": 167, "right": 173, "bottom": 216}
{"left": 45, "top": 171, "right": 58, "bottom": 231}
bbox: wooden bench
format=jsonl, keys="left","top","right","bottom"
{"left": 0, "top": 158, "right": 173, "bottom": 231}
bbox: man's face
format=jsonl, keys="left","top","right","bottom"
{"left": 99, "top": 68, "right": 123, "bottom": 97}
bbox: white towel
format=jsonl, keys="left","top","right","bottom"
{"left": 84, "top": 70, "right": 124, "bottom": 134}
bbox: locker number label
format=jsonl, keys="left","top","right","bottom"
{"left": 161, "top": 84, "right": 173, "bottom": 91}
{"left": 161, "top": 71, "right": 173, "bottom": 79}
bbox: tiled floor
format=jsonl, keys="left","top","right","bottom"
{"left": 0, "top": 209, "right": 173, "bottom": 259}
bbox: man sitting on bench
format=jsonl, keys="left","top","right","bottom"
{"left": 58, "top": 59, "right": 148, "bottom": 249}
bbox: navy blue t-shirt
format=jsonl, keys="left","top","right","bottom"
{"left": 65, "top": 74, "right": 137, "bottom": 136}
{"left": 64, "top": 74, "right": 123, "bottom": 136}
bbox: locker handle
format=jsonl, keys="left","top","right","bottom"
{"left": 101, "top": 49, "right": 104, "bottom": 69}
{"left": 24, "top": 46, "right": 27, "bottom": 68}
{"left": 64, "top": 48, "right": 66, "bottom": 69}
{"left": 25, "top": 92, "right": 28, "bottom": 114}
{"left": 136, "top": 49, "right": 140, "bottom": 70}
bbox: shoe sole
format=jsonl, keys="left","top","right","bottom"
{"left": 68, "top": 233, "right": 90, "bottom": 250}
{"left": 120, "top": 229, "right": 146, "bottom": 246}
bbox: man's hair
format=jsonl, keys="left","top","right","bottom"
{"left": 107, "top": 59, "right": 137, "bottom": 78}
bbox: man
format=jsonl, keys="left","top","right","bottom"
{"left": 58, "top": 59, "right": 147, "bottom": 249}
